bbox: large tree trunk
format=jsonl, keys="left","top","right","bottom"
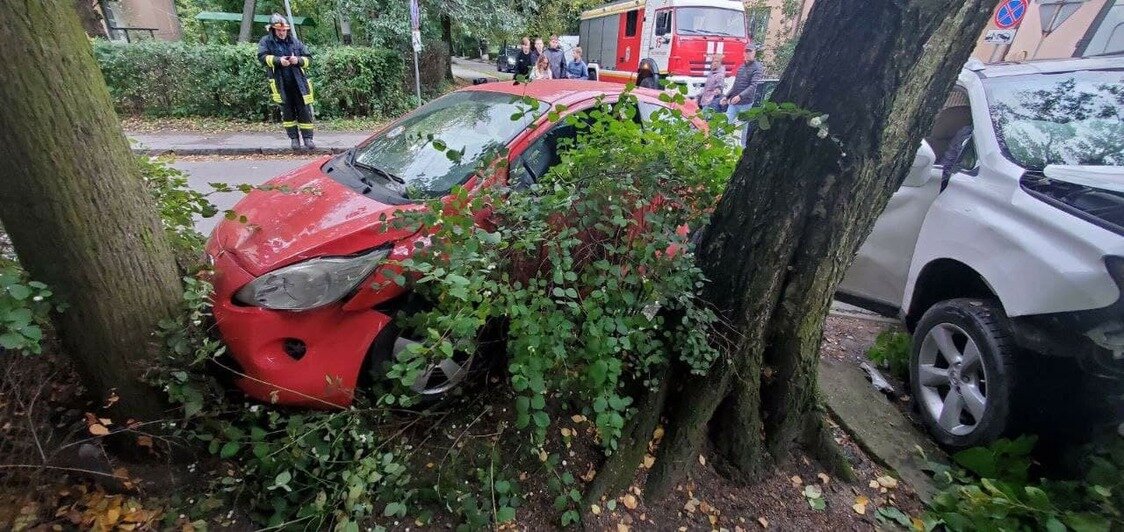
{"left": 238, "top": 0, "right": 257, "bottom": 43}
{"left": 591, "top": 0, "right": 995, "bottom": 503}
{"left": 0, "top": 0, "right": 183, "bottom": 419}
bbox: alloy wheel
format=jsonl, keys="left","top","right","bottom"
{"left": 916, "top": 323, "right": 989, "bottom": 436}
{"left": 393, "top": 338, "right": 475, "bottom": 396}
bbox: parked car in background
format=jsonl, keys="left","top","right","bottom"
{"left": 838, "top": 57, "right": 1124, "bottom": 449}
{"left": 205, "top": 81, "right": 702, "bottom": 408}
{"left": 496, "top": 45, "right": 519, "bottom": 73}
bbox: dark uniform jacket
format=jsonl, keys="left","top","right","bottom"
{"left": 724, "top": 60, "right": 765, "bottom": 103}
{"left": 257, "top": 32, "right": 314, "bottom": 106}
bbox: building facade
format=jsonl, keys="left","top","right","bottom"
{"left": 746, "top": 0, "right": 1122, "bottom": 70}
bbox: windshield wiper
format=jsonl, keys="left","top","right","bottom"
{"left": 346, "top": 149, "right": 406, "bottom": 185}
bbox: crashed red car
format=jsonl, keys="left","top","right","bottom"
{"left": 205, "top": 80, "right": 703, "bottom": 408}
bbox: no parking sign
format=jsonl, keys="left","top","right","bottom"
{"left": 995, "top": 0, "right": 1028, "bottom": 29}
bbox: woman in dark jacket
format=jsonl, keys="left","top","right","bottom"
{"left": 636, "top": 59, "right": 660, "bottom": 89}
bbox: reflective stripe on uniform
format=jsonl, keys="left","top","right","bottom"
{"left": 282, "top": 121, "right": 298, "bottom": 127}
{"left": 301, "top": 57, "right": 309, "bottom": 68}
{"left": 265, "top": 55, "right": 275, "bottom": 68}
{"left": 268, "top": 79, "right": 281, "bottom": 103}
{"left": 298, "top": 123, "right": 314, "bottom": 130}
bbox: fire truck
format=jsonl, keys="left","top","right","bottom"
{"left": 578, "top": 0, "right": 750, "bottom": 97}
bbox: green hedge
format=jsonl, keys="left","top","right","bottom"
{"left": 93, "top": 41, "right": 411, "bottom": 120}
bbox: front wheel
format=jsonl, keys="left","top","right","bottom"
{"left": 910, "top": 298, "right": 1018, "bottom": 449}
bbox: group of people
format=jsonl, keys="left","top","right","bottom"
{"left": 696, "top": 45, "right": 765, "bottom": 145}
{"left": 514, "top": 35, "right": 590, "bottom": 81}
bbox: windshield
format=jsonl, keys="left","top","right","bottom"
{"left": 353, "top": 91, "right": 542, "bottom": 197}
{"left": 987, "top": 70, "right": 1124, "bottom": 169}
{"left": 675, "top": 8, "right": 747, "bottom": 38}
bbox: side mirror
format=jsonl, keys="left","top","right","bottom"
{"left": 913, "top": 140, "right": 936, "bottom": 169}
{"left": 901, "top": 140, "right": 937, "bottom": 188}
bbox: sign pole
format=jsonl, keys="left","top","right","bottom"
{"left": 410, "top": 0, "right": 422, "bottom": 102}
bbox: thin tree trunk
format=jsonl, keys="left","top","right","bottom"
{"left": 238, "top": 0, "right": 257, "bottom": 44}
{"left": 612, "top": 0, "right": 995, "bottom": 502}
{"left": 441, "top": 13, "right": 454, "bottom": 82}
{"left": 0, "top": 0, "right": 184, "bottom": 419}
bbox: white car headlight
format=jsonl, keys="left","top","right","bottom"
{"left": 507, "top": 57, "right": 516, "bottom": 64}
{"left": 234, "top": 248, "right": 391, "bottom": 310}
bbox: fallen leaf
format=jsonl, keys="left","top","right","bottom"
{"left": 869, "top": 480, "right": 880, "bottom": 489}
{"left": 89, "top": 424, "right": 110, "bottom": 436}
{"left": 683, "top": 498, "right": 699, "bottom": 513}
{"left": 790, "top": 475, "right": 803, "bottom": 486}
{"left": 852, "top": 495, "right": 869, "bottom": 515}
{"left": 876, "top": 475, "right": 898, "bottom": 489}
{"left": 912, "top": 517, "right": 925, "bottom": 529}
{"left": 538, "top": 450, "right": 548, "bottom": 462}
{"left": 709, "top": 514, "right": 718, "bottom": 525}
{"left": 698, "top": 454, "right": 707, "bottom": 466}
{"left": 758, "top": 516, "right": 769, "bottom": 528}
{"left": 623, "top": 494, "right": 638, "bottom": 510}
{"left": 653, "top": 426, "right": 665, "bottom": 440}
{"left": 581, "top": 467, "right": 596, "bottom": 482}
{"left": 617, "top": 524, "right": 629, "bottom": 532}
{"left": 803, "top": 485, "right": 823, "bottom": 499}
{"left": 571, "top": 414, "right": 586, "bottom": 423}
{"left": 591, "top": 504, "right": 602, "bottom": 515}
{"left": 98, "top": 418, "right": 112, "bottom": 426}
{"left": 642, "top": 455, "right": 655, "bottom": 469}
{"left": 104, "top": 392, "right": 119, "bottom": 407}
{"left": 699, "top": 501, "right": 712, "bottom": 514}
{"left": 136, "top": 435, "right": 153, "bottom": 448}
{"left": 561, "top": 427, "right": 573, "bottom": 437}
{"left": 817, "top": 473, "right": 830, "bottom": 485}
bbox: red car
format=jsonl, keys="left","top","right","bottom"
{"left": 205, "top": 80, "right": 701, "bottom": 408}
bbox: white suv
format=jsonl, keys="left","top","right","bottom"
{"left": 838, "top": 57, "right": 1124, "bottom": 448}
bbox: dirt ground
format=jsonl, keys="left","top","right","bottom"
{"left": 1, "top": 314, "right": 926, "bottom": 530}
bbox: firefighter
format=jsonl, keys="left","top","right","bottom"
{"left": 257, "top": 14, "right": 316, "bottom": 150}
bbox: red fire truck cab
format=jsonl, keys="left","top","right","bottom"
{"left": 578, "top": 0, "right": 750, "bottom": 97}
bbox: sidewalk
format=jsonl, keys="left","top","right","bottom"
{"left": 452, "top": 56, "right": 512, "bottom": 82}
{"left": 128, "top": 131, "right": 371, "bottom": 156}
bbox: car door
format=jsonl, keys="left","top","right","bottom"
{"left": 836, "top": 141, "right": 940, "bottom": 313}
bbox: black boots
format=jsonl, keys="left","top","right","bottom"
{"left": 303, "top": 134, "right": 316, "bottom": 151}
{"left": 290, "top": 138, "right": 301, "bottom": 150}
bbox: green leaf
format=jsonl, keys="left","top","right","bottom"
{"left": 0, "top": 332, "right": 25, "bottom": 349}
{"left": 494, "top": 480, "right": 511, "bottom": 494}
{"left": 953, "top": 447, "right": 997, "bottom": 478}
{"left": 6, "top": 284, "right": 31, "bottom": 301}
{"left": 808, "top": 497, "right": 825, "bottom": 511}
{"left": 532, "top": 411, "right": 550, "bottom": 428}
{"left": 384, "top": 502, "right": 407, "bottom": 517}
{"left": 1063, "top": 512, "right": 1111, "bottom": 532}
{"left": 1046, "top": 517, "right": 1067, "bottom": 532}
{"left": 219, "top": 441, "right": 240, "bottom": 459}
{"left": 876, "top": 506, "right": 912, "bottom": 527}
{"left": 496, "top": 506, "right": 516, "bottom": 523}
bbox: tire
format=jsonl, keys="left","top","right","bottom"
{"left": 910, "top": 298, "right": 1018, "bottom": 449}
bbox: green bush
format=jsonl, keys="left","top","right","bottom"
{"left": 925, "top": 435, "right": 1123, "bottom": 531}
{"left": 866, "top": 329, "right": 911, "bottom": 380}
{"left": 93, "top": 41, "right": 411, "bottom": 120}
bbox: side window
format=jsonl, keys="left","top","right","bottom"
{"left": 625, "top": 10, "right": 639, "bottom": 37}
{"left": 655, "top": 11, "right": 672, "bottom": 36}
{"left": 510, "top": 123, "right": 579, "bottom": 188}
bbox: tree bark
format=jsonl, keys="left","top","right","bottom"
{"left": 73, "top": 0, "right": 107, "bottom": 38}
{"left": 0, "top": 0, "right": 184, "bottom": 419}
{"left": 238, "top": 0, "right": 257, "bottom": 44}
{"left": 625, "top": 0, "right": 995, "bottom": 501}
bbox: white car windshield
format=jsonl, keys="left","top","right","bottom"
{"left": 675, "top": 8, "right": 747, "bottom": 38}
{"left": 353, "top": 91, "right": 542, "bottom": 197}
{"left": 988, "top": 70, "right": 1124, "bottom": 169}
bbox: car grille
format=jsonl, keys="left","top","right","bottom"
{"left": 686, "top": 60, "right": 739, "bottom": 76}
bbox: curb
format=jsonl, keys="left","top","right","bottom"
{"left": 132, "top": 147, "right": 348, "bottom": 156}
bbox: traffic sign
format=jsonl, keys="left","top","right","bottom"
{"left": 995, "top": 0, "right": 1028, "bottom": 29}
{"left": 984, "top": 29, "right": 1017, "bottom": 44}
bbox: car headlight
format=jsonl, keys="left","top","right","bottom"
{"left": 507, "top": 57, "right": 516, "bottom": 64}
{"left": 234, "top": 248, "right": 391, "bottom": 310}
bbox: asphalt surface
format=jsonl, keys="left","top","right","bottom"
{"left": 172, "top": 157, "right": 316, "bottom": 235}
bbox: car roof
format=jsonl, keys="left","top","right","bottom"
{"left": 973, "top": 54, "right": 1124, "bottom": 78}
{"left": 463, "top": 79, "right": 666, "bottom": 106}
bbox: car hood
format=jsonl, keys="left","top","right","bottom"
{"left": 207, "top": 160, "right": 416, "bottom": 276}
{"left": 1043, "top": 165, "right": 1124, "bottom": 193}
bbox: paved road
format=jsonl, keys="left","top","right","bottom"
{"left": 452, "top": 57, "right": 513, "bottom": 82}
{"left": 173, "top": 157, "right": 316, "bottom": 235}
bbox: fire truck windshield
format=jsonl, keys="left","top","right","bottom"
{"left": 675, "top": 7, "right": 747, "bottom": 38}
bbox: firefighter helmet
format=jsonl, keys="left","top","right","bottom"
{"left": 269, "top": 14, "right": 290, "bottom": 30}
